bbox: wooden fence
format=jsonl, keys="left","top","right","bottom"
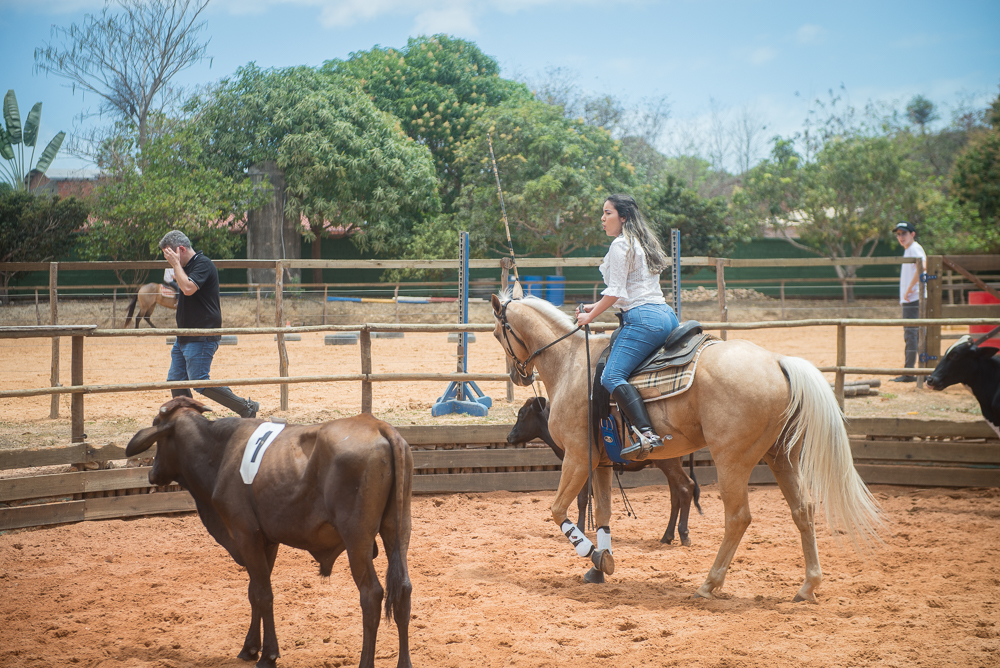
{"left": 1, "top": 418, "right": 996, "bottom": 532}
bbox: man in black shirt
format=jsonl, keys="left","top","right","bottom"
{"left": 161, "top": 230, "right": 259, "bottom": 418}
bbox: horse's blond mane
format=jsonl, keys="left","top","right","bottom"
{"left": 497, "top": 291, "right": 578, "bottom": 333}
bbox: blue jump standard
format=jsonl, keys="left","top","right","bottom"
{"left": 431, "top": 381, "right": 492, "bottom": 417}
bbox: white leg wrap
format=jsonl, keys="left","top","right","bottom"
{"left": 561, "top": 520, "right": 595, "bottom": 558}
{"left": 597, "top": 526, "right": 612, "bottom": 553}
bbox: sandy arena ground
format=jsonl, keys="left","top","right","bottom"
{"left": 1, "top": 299, "right": 997, "bottom": 667}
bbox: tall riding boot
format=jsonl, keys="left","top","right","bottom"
{"left": 171, "top": 389, "right": 193, "bottom": 398}
{"left": 199, "top": 386, "right": 259, "bottom": 418}
{"left": 613, "top": 384, "right": 665, "bottom": 461}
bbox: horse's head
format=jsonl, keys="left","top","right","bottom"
{"left": 492, "top": 293, "right": 537, "bottom": 385}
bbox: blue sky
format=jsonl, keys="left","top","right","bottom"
{"left": 2, "top": 0, "right": 998, "bottom": 172}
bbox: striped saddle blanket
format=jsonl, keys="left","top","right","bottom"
{"left": 630, "top": 335, "right": 721, "bottom": 402}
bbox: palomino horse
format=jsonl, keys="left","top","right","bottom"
{"left": 124, "top": 283, "right": 177, "bottom": 328}
{"left": 491, "top": 293, "right": 883, "bottom": 601}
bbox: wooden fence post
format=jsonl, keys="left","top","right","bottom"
{"left": 780, "top": 281, "right": 786, "bottom": 320}
{"left": 49, "top": 263, "right": 59, "bottom": 419}
{"left": 835, "top": 323, "right": 846, "bottom": 410}
{"left": 256, "top": 286, "right": 261, "bottom": 327}
{"left": 71, "top": 335, "right": 84, "bottom": 443}
{"left": 34, "top": 289, "right": 40, "bottom": 325}
{"left": 924, "top": 255, "right": 942, "bottom": 371}
{"left": 716, "top": 258, "right": 728, "bottom": 341}
{"left": 360, "top": 328, "right": 372, "bottom": 414}
{"left": 112, "top": 288, "right": 117, "bottom": 328}
{"left": 323, "top": 285, "right": 328, "bottom": 325}
{"left": 275, "top": 263, "right": 289, "bottom": 411}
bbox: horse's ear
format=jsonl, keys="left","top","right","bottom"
{"left": 491, "top": 294, "right": 502, "bottom": 315}
{"left": 512, "top": 280, "right": 524, "bottom": 299}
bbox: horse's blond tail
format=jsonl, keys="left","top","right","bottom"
{"left": 779, "top": 356, "right": 885, "bottom": 553}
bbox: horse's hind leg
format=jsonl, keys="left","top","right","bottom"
{"left": 659, "top": 458, "right": 694, "bottom": 546}
{"left": 762, "top": 449, "right": 822, "bottom": 603}
{"left": 694, "top": 464, "right": 752, "bottom": 599}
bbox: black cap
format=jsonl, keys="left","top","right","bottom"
{"left": 894, "top": 221, "right": 916, "bottom": 233}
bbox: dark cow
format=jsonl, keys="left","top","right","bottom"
{"left": 926, "top": 330, "right": 1000, "bottom": 438}
{"left": 125, "top": 396, "right": 413, "bottom": 668}
{"left": 507, "top": 396, "right": 702, "bottom": 546}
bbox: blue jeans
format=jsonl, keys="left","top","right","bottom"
{"left": 168, "top": 339, "right": 220, "bottom": 393}
{"left": 601, "top": 303, "right": 679, "bottom": 393}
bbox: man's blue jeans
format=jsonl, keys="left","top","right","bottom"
{"left": 167, "top": 339, "right": 219, "bottom": 392}
{"left": 601, "top": 303, "right": 679, "bottom": 393}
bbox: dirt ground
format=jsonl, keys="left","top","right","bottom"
{"left": 1, "top": 298, "right": 997, "bottom": 668}
{"left": 1, "top": 485, "right": 998, "bottom": 668}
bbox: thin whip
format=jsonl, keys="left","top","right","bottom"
{"left": 487, "top": 133, "right": 519, "bottom": 285}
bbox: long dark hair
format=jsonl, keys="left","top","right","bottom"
{"left": 605, "top": 194, "right": 667, "bottom": 274}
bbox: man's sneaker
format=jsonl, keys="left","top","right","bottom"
{"left": 245, "top": 399, "right": 260, "bottom": 418}
{"left": 891, "top": 375, "right": 917, "bottom": 383}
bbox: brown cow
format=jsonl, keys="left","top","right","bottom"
{"left": 125, "top": 396, "right": 413, "bottom": 668}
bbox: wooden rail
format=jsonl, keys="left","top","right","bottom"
{"left": 1, "top": 418, "right": 996, "bottom": 532}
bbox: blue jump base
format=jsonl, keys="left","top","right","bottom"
{"left": 431, "top": 381, "right": 492, "bottom": 417}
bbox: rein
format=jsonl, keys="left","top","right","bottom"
{"left": 498, "top": 299, "right": 582, "bottom": 379}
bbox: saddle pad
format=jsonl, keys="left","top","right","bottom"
{"left": 239, "top": 422, "right": 286, "bottom": 484}
{"left": 630, "top": 337, "right": 721, "bottom": 403}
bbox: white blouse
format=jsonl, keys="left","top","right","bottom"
{"left": 599, "top": 235, "right": 666, "bottom": 311}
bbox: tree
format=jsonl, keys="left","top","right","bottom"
{"left": 326, "top": 35, "right": 532, "bottom": 212}
{"left": 906, "top": 95, "right": 939, "bottom": 134}
{"left": 191, "top": 64, "right": 440, "bottom": 283}
{"left": 1, "top": 90, "right": 65, "bottom": 191}
{"left": 450, "top": 99, "right": 636, "bottom": 268}
{"left": 949, "top": 90, "right": 1000, "bottom": 250}
{"left": 0, "top": 190, "right": 88, "bottom": 302}
{"left": 81, "top": 115, "right": 268, "bottom": 286}
{"left": 735, "top": 135, "right": 918, "bottom": 300}
{"left": 34, "top": 0, "right": 211, "bottom": 152}
{"left": 644, "top": 175, "right": 737, "bottom": 270}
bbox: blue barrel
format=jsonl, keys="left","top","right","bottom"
{"left": 522, "top": 275, "right": 543, "bottom": 298}
{"left": 544, "top": 275, "right": 565, "bottom": 306}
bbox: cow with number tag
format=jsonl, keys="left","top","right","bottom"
{"left": 125, "top": 396, "right": 413, "bottom": 668}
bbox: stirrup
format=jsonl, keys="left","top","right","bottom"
{"left": 620, "top": 427, "right": 665, "bottom": 461}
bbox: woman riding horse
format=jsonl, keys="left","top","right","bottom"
{"left": 576, "top": 194, "right": 678, "bottom": 461}
{"left": 492, "top": 201, "right": 884, "bottom": 600}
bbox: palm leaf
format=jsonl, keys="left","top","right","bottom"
{"left": 34, "top": 132, "right": 65, "bottom": 174}
{"left": 0, "top": 128, "right": 13, "bottom": 161}
{"left": 3, "top": 90, "right": 21, "bottom": 145}
{"left": 24, "top": 102, "right": 42, "bottom": 147}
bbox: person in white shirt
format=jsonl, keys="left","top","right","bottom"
{"left": 893, "top": 220, "right": 926, "bottom": 383}
{"left": 576, "top": 194, "right": 679, "bottom": 459}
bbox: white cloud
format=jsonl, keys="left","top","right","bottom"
{"left": 795, "top": 23, "right": 824, "bottom": 45}
{"left": 749, "top": 46, "right": 777, "bottom": 65}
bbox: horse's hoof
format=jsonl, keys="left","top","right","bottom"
{"left": 584, "top": 567, "right": 605, "bottom": 584}
{"left": 591, "top": 548, "right": 615, "bottom": 575}
{"left": 793, "top": 593, "right": 818, "bottom": 604}
{"left": 692, "top": 588, "right": 713, "bottom": 600}
{"left": 237, "top": 648, "right": 259, "bottom": 661}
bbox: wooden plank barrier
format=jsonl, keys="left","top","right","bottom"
{"left": 1, "top": 418, "right": 996, "bottom": 532}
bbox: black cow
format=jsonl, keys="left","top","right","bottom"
{"left": 126, "top": 396, "right": 413, "bottom": 668}
{"left": 926, "top": 331, "right": 1000, "bottom": 438}
{"left": 507, "top": 396, "right": 702, "bottom": 545}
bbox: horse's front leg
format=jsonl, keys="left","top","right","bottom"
{"left": 550, "top": 457, "right": 614, "bottom": 582}
{"left": 584, "top": 466, "right": 614, "bottom": 583}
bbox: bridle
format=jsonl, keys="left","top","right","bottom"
{"left": 496, "top": 298, "right": 582, "bottom": 380}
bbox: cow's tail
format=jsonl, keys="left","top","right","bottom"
{"left": 124, "top": 292, "right": 139, "bottom": 328}
{"left": 380, "top": 423, "right": 413, "bottom": 624}
{"left": 778, "top": 356, "right": 885, "bottom": 553}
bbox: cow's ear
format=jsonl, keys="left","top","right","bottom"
{"left": 976, "top": 346, "right": 999, "bottom": 359}
{"left": 126, "top": 422, "right": 175, "bottom": 457}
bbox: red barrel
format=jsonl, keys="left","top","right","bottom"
{"left": 969, "top": 291, "right": 1000, "bottom": 349}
